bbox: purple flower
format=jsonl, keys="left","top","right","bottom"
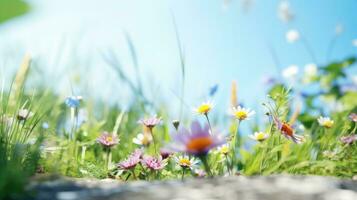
{"left": 349, "top": 113, "right": 357, "bottom": 123}
{"left": 159, "top": 148, "right": 173, "bottom": 159}
{"left": 141, "top": 155, "right": 167, "bottom": 170}
{"left": 118, "top": 149, "right": 142, "bottom": 170}
{"left": 340, "top": 135, "right": 357, "bottom": 145}
{"left": 96, "top": 132, "right": 119, "bottom": 148}
{"left": 170, "top": 121, "right": 226, "bottom": 156}
{"left": 262, "top": 76, "right": 277, "bottom": 86}
{"left": 138, "top": 116, "right": 161, "bottom": 129}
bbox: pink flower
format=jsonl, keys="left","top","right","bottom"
{"left": 138, "top": 116, "right": 161, "bottom": 129}
{"left": 118, "top": 149, "right": 142, "bottom": 170}
{"left": 349, "top": 113, "right": 357, "bottom": 122}
{"left": 340, "top": 135, "right": 357, "bottom": 145}
{"left": 96, "top": 132, "right": 119, "bottom": 148}
{"left": 141, "top": 155, "right": 167, "bottom": 170}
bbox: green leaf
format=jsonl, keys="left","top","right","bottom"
{"left": 0, "top": 0, "right": 29, "bottom": 24}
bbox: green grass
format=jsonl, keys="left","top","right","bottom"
{"left": 0, "top": 52, "right": 356, "bottom": 199}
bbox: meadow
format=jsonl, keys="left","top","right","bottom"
{"left": 0, "top": 52, "right": 356, "bottom": 199}
{"left": 0, "top": 0, "right": 357, "bottom": 199}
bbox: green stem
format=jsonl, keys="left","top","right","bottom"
{"left": 125, "top": 173, "right": 132, "bottom": 181}
{"left": 205, "top": 114, "right": 212, "bottom": 133}
{"left": 199, "top": 155, "right": 212, "bottom": 177}
{"left": 131, "top": 169, "right": 137, "bottom": 180}
{"left": 105, "top": 148, "right": 111, "bottom": 171}
{"left": 149, "top": 128, "right": 157, "bottom": 154}
{"left": 276, "top": 134, "right": 281, "bottom": 161}
{"left": 181, "top": 168, "right": 185, "bottom": 181}
{"left": 230, "top": 120, "right": 240, "bottom": 172}
{"left": 351, "top": 123, "right": 357, "bottom": 134}
{"left": 225, "top": 155, "right": 231, "bottom": 175}
{"left": 260, "top": 144, "right": 267, "bottom": 174}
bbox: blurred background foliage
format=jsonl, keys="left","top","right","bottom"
{"left": 0, "top": 0, "right": 29, "bottom": 24}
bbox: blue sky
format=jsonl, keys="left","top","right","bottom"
{"left": 0, "top": 0, "right": 356, "bottom": 120}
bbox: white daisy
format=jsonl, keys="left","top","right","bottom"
{"left": 303, "top": 63, "right": 318, "bottom": 84}
{"left": 132, "top": 133, "right": 153, "bottom": 146}
{"left": 217, "top": 144, "right": 230, "bottom": 155}
{"left": 304, "top": 63, "right": 317, "bottom": 77}
{"left": 248, "top": 131, "right": 269, "bottom": 142}
{"left": 194, "top": 101, "right": 214, "bottom": 115}
{"left": 174, "top": 155, "right": 199, "bottom": 169}
{"left": 317, "top": 116, "right": 334, "bottom": 128}
{"left": 282, "top": 65, "right": 299, "bottom": 80}
{"left": 286, "top": 29, "right": 300, "bottom": 43}
{"left": 230, "top": 106, "right": 255, "bottom": 121}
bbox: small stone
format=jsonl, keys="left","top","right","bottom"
{"left": 353, "top": 175, "right": 357, "bottom": 181}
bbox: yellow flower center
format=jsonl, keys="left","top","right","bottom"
{"left": 235, "top": 111, "right": 247, "bottom": 120}
{"left": 179, "top": 158, "right": 191, "bottom": 167}
{"left": 255, "top": 132, "right": 267, "bottom": 141}
{"left": 186, "top": 136, "right": 213, "bottom": 152}
{"left": 323, "top": 120, "right": 334, "bottom": 128}
{"left": 106, "top": 136, "right": 113, "bottom": 142}
{"left": 220, "top": 146, "right": 229, "bottom": 155}
{"left": 197, "top": 104, "right": 211, "bottom": 114}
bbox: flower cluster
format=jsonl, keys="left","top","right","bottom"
{"left": 141, "top": 155, "right": 167, "bottom": 170}
{"left": 118, "top": 149, "right": 142, "bottom": 170}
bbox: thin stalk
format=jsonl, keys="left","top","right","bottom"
{"left": 351, "top": 123, "right": 357, "bottom": 134}
{"left": 325, "top": 34, "right": 338, "bottom": 63}
{"left": 131, "top": 169, "right": 137, "bottom": 180}
{"left": 81, "top": 145, "right": 86, "bottom": 164}
{"left": 260, "top": 143, "right": 267, "bottom": 174}
{"left": 105, "top": 148, "right": 111, "bottom": 171}
{"left": 181, "top": 168, "right": 185, "bottom": 181}
{"left": 149, "top": 128, "right": 157, "bottom": 154}
{"left": 301, "top": 36, "right": 318, "bottom": 64}
{"left": 225, "top": 154, "right": 231, "bottom": 175}
{"left": 266, "top": 42, "right": 282, "bottom": 77}
{"left": 125, "top": 173, "right": 132, "bottom": 181}
{"left": 276, "top": 134, "right": 281, "bottom": 161}
{"left": 204, "top": 114, "right": 212, "bottom": 133}
{"left": 199, "top": 155, "right": 212, "bottom": 177}
{"left": 69, "top": 107, "right": 78, "bottom": 141}
{"left": 230, "top": 120, "right": 240, "bottom": 172}
{"left": 171, "top": 13, "right": 186, "bottom": 121}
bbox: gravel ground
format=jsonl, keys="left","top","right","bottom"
{"left": 29, "top": 175, "right": 357, "bottom": 200}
